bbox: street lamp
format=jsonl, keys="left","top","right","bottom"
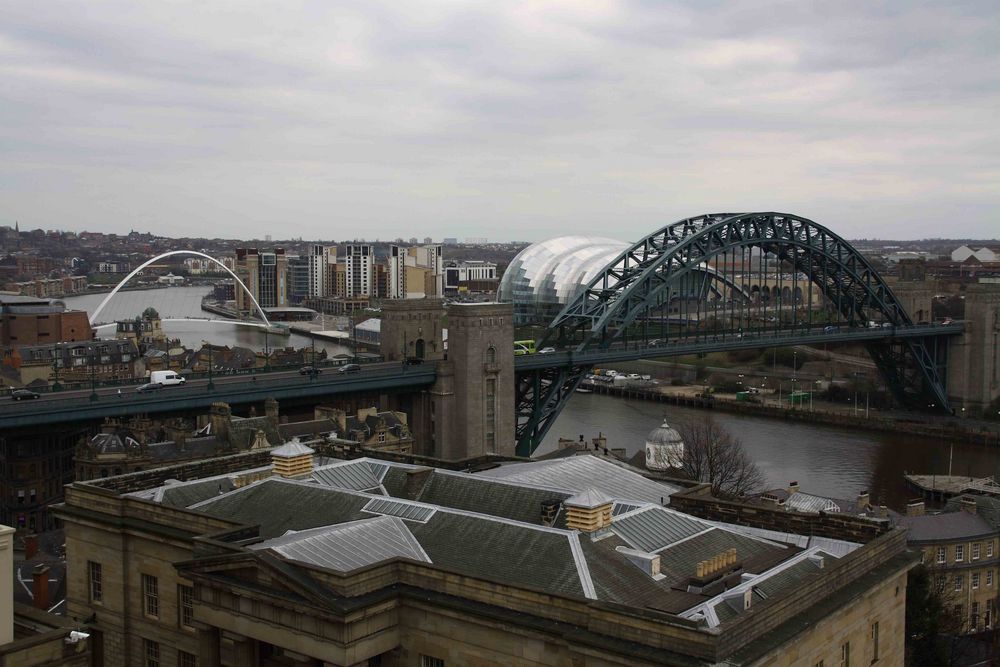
{"left": 52, "top": 343, "right": 61, "bottom": 392}
{"left": 89, "top": 350, "right": 98, "bottom": 402}
{"left": 205, "top": 342, "right": 214, "bottom": 390}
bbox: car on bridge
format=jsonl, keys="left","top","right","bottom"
{"left": 538, "top": 347, "right": 556, "bottom": 354}
{"left": 9, "top": 389, "right": 39, "bottom": 401}
{"left": 136, "top": 382, "right": 163, "bottom": 393}
{"left": 299, "top": 365, "right": 322, "bottom": 376}
{"left": 338, "top": 364, "right": 362, "bottom": 374}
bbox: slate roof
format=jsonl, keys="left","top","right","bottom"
{"left": 655, "top": 528, "right": 790, "bottom": 589}
{"left": 277, "top": 419, "right": 339, "bottom": 441}
{"left": 228, "top": 416, "right": 282, "bottom": 449}
{"left": 191, "top": 478, "right": 592, "bottom": 599}
{"left": 413, "top": 469, "right": 572, "bottom": 525}
{"left": 476, "top": 454, "right": 679, "bottom": 504}
{"left": 898, "top": 510, "right": 996, "bottom": 542}
{"left": 250, "top": 516, "right": 430, "bottom": 572}
{"left": 944, "top": 494, "right": 1000, "bottom": 529}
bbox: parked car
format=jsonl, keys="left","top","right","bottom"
{"left": 299, "top": 365, "right": 321, "bottom": 376}
{"left": 338, "top": 363, "right": 362, "bottom": 374}
{"left": 136, "top": 382, "right": 162, "bottom": 393}
{"left": 10, "top": 389, "right": 39, "bottom": 401}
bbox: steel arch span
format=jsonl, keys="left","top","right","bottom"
{"left": 515, "top": 212, "right": 951, "bottom": 455}
{"left": 88, "top": 251, "right": 271, "bottom": 327}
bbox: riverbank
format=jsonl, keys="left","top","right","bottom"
{"left": 581, "top": 380, "right": 1000, "bottom": 447}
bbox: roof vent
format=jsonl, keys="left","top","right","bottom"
{"left": 271, "top": 442, "right": 315, "bottom": 478}
{"left": 616, "top": 546, "right": 663, "bottom": 579}
{"left": 564, "top": 488, "right": 613, "bottom": 532}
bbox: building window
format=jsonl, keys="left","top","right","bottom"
{"left": 955, "top": 574, "right": 964, "bottom": 592}
{"left": 485, "top": 378, "right": 497, "bottom": 452}
{"left": 974, "top": 543, "right": 981, "bottom": 560}
{"left": 178, "top": 651, "right": 196, "bottom": 667}
{"left": 144, "top": 638, "right": 160, "bottom": 667}
{"left": 973, "top": 601, "right": 980, "bottom": 629}
{"left": 142, "top": 574, "right": 159, "bottom": 618}
{"left": 956, "top": 545, "right": 965, "bottom": 562}
{"left": 871, "top": 621, "right": 879, "bottom": 662}
{"left": 420, "top": 657, "right": 445, "bottom": 667}
{"left": 485, "top": 346, "right": 496, "bottom": 364}
{"left": 840, "top": 641, "right": 850, "bottom": 667}
{"left": 178, "top": 585, "right": 194, "bottom": 628}
{"left": 989, "top": 570, "right": 994, "bottom": 587}
{"left": 88, "top": 561, "right": 102, "bottom": 603}
{"left": 936, "top": 546, "right": 946, "bottom": 563}
{"left": 973, "top": 572, "right": 981, "bottom": 589}
{"left": 989, "top": 542, "right": 996, "bottom": 558}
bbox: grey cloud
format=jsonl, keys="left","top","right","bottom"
{"left": 0, "top": 0, "right": 996, "bottom": 241}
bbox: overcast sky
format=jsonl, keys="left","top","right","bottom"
{"left": 1, "top": 1, "right": 997, "bottom": 242}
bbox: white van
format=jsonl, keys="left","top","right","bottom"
{"left": 149, "top": 370, "right": 186, "bottom": 386}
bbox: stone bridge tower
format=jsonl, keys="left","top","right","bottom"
{"left": 381, "top": 300, "right": 515, "bottom": 459}
{"left": 948, "top": 283, "right": 1000, "bottom": 414}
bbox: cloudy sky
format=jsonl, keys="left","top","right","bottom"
{"left": 1, "top": 1, "right": 997, "bottom": 242}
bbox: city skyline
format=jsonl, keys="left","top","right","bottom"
{"left": 1, "top": 1, "right": 997, "bottom": 241}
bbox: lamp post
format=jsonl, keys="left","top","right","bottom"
{"left": 264, "top": 326, "right": 270, "bottom": 372}
{"left": 89, "top": 350, "right": 98, "bottom": 401}
{"left": 52, "top": 343, "right": 61, "bottom": 392}
{"left": 206, "top": 342, "right": 214, "bottom": 390}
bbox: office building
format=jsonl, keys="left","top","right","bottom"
{"left": 387, "top": 244, "right": 444, "bottom": 299}
{"left": 234, "top": 248, "right": 288, "bottom": 314}
{"left": 0, "top": 295, "right": 93, "bottom": 349}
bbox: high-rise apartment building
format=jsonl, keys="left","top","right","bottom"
{"left": 234, "top": 248, "right": 288, "bottom": 314}
{"left": 387, "top": 244, "right": 444, "bottom": 299}
{"left": 344, "top": 244, "right": 373, "bottom": 298}
{"left": 306, "top": 244, "right": 327, "bottom": 298}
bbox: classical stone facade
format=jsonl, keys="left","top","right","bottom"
{"left": 57, "top": 447, "right": 915, "bottom": 667}
{"left": 379, "top": 298, "right": 446, "bottom": 363}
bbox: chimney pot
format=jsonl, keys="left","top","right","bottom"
{"left": 696, "top": 562, "right": 705, "bottom": 578}
{"left": 857, "top": 490, "right": 870, "bottom": 510}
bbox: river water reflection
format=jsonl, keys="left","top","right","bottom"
{"left": 541, "top": 392, "right": 1000, "bottom": 511}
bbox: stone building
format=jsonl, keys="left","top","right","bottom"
{"left": 314, "top": 406, "right": 414, "bottom": 454}
{"left": 899, "top": 497, "right": 1000, "bottom": 633}
{"left": 58, "top": 447, "right": 912, "bottom": 666}
{"left": 0, "top": 295, "right": 93, "bottom": 350}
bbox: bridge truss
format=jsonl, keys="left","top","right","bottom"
{"left": 515, "top": 212, "right": 953, "bottom": 455}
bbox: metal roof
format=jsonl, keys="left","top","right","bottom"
{"left": 270, "top": 442, "right": 315, "bottom": 458}
{"left": 785, "top": 492, "right": 841, "bottom": 514}
{"left": 611, "top": 506, "right": 710, "bottom": 553}
{"left": 476, "top": 455, "right": 679, "bottom": 505}
{"left": 565, "top": 488, "right": 614, "bottom": 509}
{"left": 250, "top": 516, "right": 430, "bottom": 572}
{"left": 898, "top": 510, "right": 996, "bottom": 542}
{"left": 363, "top": 497, "right": 436, "bottom": 523}
{"left": 312, "top": 460, "right": 383, "bottom": 492}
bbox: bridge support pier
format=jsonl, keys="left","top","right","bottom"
{"left": 948, "top": 283, "right": 1000, "bottom": 415}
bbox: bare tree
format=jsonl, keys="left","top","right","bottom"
{"left": 676, "top": 417, "right": 765, "bottom": 498}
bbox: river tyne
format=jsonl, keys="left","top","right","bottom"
{"left": 66, "top": 287, "right": 997, "bottom": 511}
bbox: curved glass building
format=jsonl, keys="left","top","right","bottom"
{"left": 499, "top": 236, "right": 737, "bottom": 325}
{"left": 499, "top": 236, "right": 628, "bottom": 325}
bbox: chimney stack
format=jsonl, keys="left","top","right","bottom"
{"left": 906, "top": 500, "right": 925, "bottom": 517}
{"left": 32, "top": 564, "right": 50, "bottom": 610}
{"left": 961, "top": 497, "right": 979, "bottom": 514}
{"left": 540, "top": 499, "right": 561, "bottom": 527}
{"left": 857, "top": 490, "right": 870, "bottom": 511}
{"left": 24, "top": 533, "right": 38, "bottom": 560}
{"left": 788, "top": 481, "right": 799, "bottom": 494}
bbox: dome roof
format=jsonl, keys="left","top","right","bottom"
{"left": 646, "top": 419, "right": 683, "bottom": 446}
{"left": 498, "top": 235, "right": 629, "bottom": 323}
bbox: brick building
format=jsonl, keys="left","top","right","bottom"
{"left": 0, "top": 295, "right": 93, "bottom": 349}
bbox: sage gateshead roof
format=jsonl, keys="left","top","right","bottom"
{"left": 498, "top": 235, "right": 628, "bottom": 324}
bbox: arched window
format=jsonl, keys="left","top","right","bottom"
{"left": 486, "top": 346, "right": 497, "bottom": 364}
